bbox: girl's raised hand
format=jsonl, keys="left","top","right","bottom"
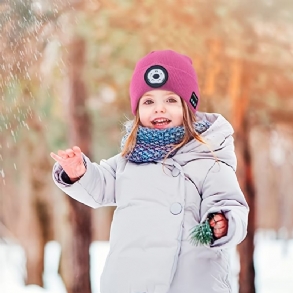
{"left": 50, "top": 146, "right": 86, "bottom": 182}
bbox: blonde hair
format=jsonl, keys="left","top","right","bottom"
{"left": 121, "top": 99, "right": 205, "bottom": 158}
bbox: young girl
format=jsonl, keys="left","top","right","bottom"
{"left": 51, "top": 50, "right": 249, "bottom": 293}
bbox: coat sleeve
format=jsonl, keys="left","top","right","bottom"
{"left": 52, "top": 154, "right": 120, "bottom": 208}
{"left": 200, "top": 161, "right": 249, "bottom": 248}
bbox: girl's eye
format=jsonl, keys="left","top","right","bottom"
{"left": 143, "top": 99, "right": 153, "bottom": 105}
{"left": 167, "top": 97, "right": 178, "bottom": 103}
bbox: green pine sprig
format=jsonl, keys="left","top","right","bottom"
{"left": 189, "top": 219, "right": 214, "bottom": 246}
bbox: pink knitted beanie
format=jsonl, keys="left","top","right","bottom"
{"left": 129, "top": 50, "right": 200, "bottom": 115}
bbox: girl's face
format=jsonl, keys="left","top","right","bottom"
{"left": 138, "top": 90, "right": 183, "bottom": 129}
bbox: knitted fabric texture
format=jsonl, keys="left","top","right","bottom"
{"left": 121, "top": 121, "right": 211, "bottom": 163}
{"left": 129, "top": 50, "right": 200, "bottom": 114}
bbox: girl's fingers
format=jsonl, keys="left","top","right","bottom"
{"left": 209, "top": 214, "right": 228, "bottom": 238}
{"left": 50, "top": 152, "right": 64, "bottom": 163}
{"left": 209, "top": 219, "right": 216, "bottom": 227}
{"left": 65, "top": 149, "right": 75, "bottom": 158}
{"left": 53, "top": 147, "right": 81, "bottom": 160}
{"left": 214, "top": 227, "right": 227, "bottom": 238}
{"left": 214, "top": 229, "right": 225, "bottom": 238}
{"left": 72, "top": 146, "right": 82, "bottom": 155}
{"left": 58, "top": 150, "right": 67, "bottom": 158}
{"left": 213, "top": 214, "right": 225, "bottom": 222}
{"left": 51, "top": 147, "right": 82, "bottom": 163}
{"left": 213, "top": 222, "right": 228, "bottom": 238}
{"left": 214, "top": 220, "right": 226, "bottom": 229}
{"left": 209, "top": 214, "right": 225, "bottom": 227}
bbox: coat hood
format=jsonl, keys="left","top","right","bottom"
{"left": 174, "top": 112, "right": 237, "bottom": 171}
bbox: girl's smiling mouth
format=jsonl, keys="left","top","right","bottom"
{"left": 151, "top": 118, "right": 171, "bottom": 128}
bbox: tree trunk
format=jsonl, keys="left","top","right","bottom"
{"left": 229, "top": 58, "right": 256, "bottom": 293}
{"left": 63, "top": 36, "right": 92, "bottom": 293}
{"left": 21, "top": 111, "right": 54, "bottom": 287}
{"left": 236, "top": 115, "right": 256, "bottom": 293}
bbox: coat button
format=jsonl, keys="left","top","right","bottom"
{"left": 170, "top": 202, "right": 182, "bottom": 215}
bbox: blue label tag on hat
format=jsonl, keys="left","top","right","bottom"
{"left": 190, "top": 92, "right": 198, "bottom": 109}
{"left": 144, "top": 65, "right": 168, "bottom": 88}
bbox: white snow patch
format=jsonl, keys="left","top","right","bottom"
{"left": 1, "top": 234, "right": 293, "bottom": 293}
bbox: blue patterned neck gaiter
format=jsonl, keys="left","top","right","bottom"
{"left": 121, "top": 120, "right": 211, "bottom": 163}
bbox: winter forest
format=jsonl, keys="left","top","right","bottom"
{"left": 1, "top": 0, "right": 293, "bottom": 293}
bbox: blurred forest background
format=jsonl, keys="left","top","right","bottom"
{"left": 1, "top": 0, "right": 293, "bottom": 293}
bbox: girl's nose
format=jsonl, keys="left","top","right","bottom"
{"left": 154, "top": 103, "right": 166, "bottom": 113}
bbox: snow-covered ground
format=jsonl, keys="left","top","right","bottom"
{"left": 0, "top": 240, "right": 67, "bottom": 293}
{"left": 254, "top": 234, "right": 293, "bottom": 293}
{"left": 1, "top": 233, "right": 293, "bottom": 293}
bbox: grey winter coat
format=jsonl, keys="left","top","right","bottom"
{"left": 53, "top": 112, "right": 249, "bottom": 293}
